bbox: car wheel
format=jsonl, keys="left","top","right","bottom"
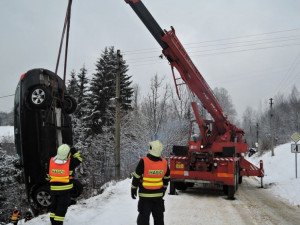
{"left": 70, "top": 179, "right": 83, "bottom": 198}
{"left": 34, "top": 185, "right": 51, "bottom": 207}
{"left": 28, "top": 85, "right": 51, "bottom": 108}
{"left": 63, "top": 95, "right": 77, "bottom": 114}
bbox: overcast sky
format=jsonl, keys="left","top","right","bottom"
{"left": 1, "top": 0, "right": 299, "bottom": 119}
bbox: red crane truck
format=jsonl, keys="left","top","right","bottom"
{"left": 125, "top": 0, "right": 264, "bottom": 199}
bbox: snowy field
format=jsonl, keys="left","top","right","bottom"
{"left": 7, "top": 141, "right": 300, "bottom": 225}
{"left": 0, "top": 126, "right": 14, "bottom": 142}
{"left": 248, "top": 142, "right": 300, "bottom": 207}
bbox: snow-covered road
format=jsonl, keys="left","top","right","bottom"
{"left": 166, "top": 177, "right": 300, "bottom": 225}
{"left": 22, "top": 177, "right": 300, "bottom": 225}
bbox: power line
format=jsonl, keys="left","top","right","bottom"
{"left": 0, "top": 94, "right": 14, "bottom": 99}
{"left": 184, "top": 28, "right": 300, "bottom": 45}
{"left": 126, "top": 42, "right": 300, "bottom": 65}
{"left": 123, "top": 28, "right": 300, "bottom": 55}
{"left": 123, "top": 35, "right": 300, "bottom": 56}
{"left": 271, "top": 52, "right": 300, "bottom": 96}
{"left": 124, "top": 31, "right": 300, "bottom": 63}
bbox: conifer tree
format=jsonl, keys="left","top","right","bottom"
{"left": 76, "top": 65, "right": 89, "bottom": 117}
{"left": 87, "top": 46, "right": 133, "bottom": 134}
{"left": 66, "top": 69, "right": 78, "bottom": 98}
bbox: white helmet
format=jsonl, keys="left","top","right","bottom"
{"left": 148, "top": 140, "right": 163, "bottom": 157}
{"left": 57, "top": 144, "right": 70, "bottom": 160}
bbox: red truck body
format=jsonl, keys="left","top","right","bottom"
{"left": 126, "top": 0, "right": 264, "bottom": 199}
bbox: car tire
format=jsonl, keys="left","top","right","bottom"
{"left": 63, "top": 95, "right": 77, "bottom": 114}
{"left": 70, "top": 179, "right": 83, "bottom": 198}
{"left": 34, "top": 185, "right": 51, "bottom": 207}
{"left": 28, "top": 85, "right": 51, "bottom": 108}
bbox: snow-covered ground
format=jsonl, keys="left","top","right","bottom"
{"left": 247, "top": 142, "right": 300, "bottom": 207}
{"left": 6, "top": 141, "right": 300, "bottom": 225}
{"left": 0, "top": 126, "right": 14, "bottom": 142}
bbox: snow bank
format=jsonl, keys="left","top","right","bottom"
{"left": 23, "top": 179, "right": 138, "bottom": 225}
{"left": 248, "top": 143, "right": 300, "bottom": 206}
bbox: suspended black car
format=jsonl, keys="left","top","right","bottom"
{"left": 14, "top": 68, "right": 82, "bottom": 212}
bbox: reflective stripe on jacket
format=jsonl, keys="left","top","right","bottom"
{"left": 142, "top": 157, "right": 167, "bottom": 190}
{"left": 49, "top": 157, "right": 71, "bottom": 183}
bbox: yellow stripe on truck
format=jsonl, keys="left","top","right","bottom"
{"left": 170, "top": 170, "right": 184, "bottom": 175}
{"left": 217, "top": 173, "right": 234, "bottom": 178}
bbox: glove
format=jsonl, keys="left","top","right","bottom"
{"left": 45, "top": 174, "right": 51, "bottom": 182}
{"left": 131, "top": 188, "right": 137, "bottom": 199}
{"left": 70, "top": 146, "right": 77, "bottom": 155}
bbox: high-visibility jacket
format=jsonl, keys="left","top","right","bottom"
{"left": 11, "top": 210, "right": 20, "bottom": 221}
{"left": 142, "top": 157, "right": 167, "bottom": 190}
{"left": 49, "top": 157, "right": 73, "bottom": 191}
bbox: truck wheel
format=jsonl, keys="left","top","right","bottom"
{"left": 223, "top": 185, "right": 228, "bottom": 195}
{"left": 174, "top": 182, "right": 188, "bottom": 191}
{"left": 187, "top": 182, "right": 194, "bottom": 188}
{"left": 169, "top": 181, "right": 176, "bottom": 195}
{"left": 238, "top": 176, "right": 243, "bottom": 184}
{"left": 235, "top": 171, "right": 239, "bottom": 191}
{"left": 227, "top": 185, "right": 235, "bottom": 200}
{"left": 34, "top": 185, "right": 51, "bottom": 207}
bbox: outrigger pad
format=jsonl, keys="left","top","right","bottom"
{"left": 222, "top": 146, "right": 236, "bottom": 157}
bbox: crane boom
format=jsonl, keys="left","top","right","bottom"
{"left": 125, "top": 0, "right": 229, "bottom": 134}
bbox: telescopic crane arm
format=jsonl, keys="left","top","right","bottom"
{"left": 125, "top": 0, "right": 232, "bottom": 136}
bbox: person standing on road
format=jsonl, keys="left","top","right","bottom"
{"left": 48, "top": 144, "right": 82, "bottom": 225}
{"left": 131, "top": 140, "right": 170, "bottom": 225}
{"left": 10, "top": 207, "right": 20, "bottom": 225}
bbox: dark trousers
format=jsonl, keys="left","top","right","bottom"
{"left": 137, "top": 198, "right": 165, "bottom": 225}
{"left": 50, "top": 192, "right": 70, "bottom": 225}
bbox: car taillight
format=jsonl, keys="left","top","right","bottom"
{"left": 21, "top": 73, "right": 26, "bottom": 80}
{"left": 220, "top": 162, "right": 228, "bottom": 166}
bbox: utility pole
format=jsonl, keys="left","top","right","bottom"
{"left": 115, "top": 50, "right": 121, "bottom": 180}
{"left": 256, "top": 123, "right": 259, "bottom": 152}
{"left": 256, "top": 123, "right": 259, "bottom": 143}
{"left": 249, "top": 120, "right": 252, "bottom": 147}
{"left": 270, "top": 98, "right": 275, "bottom": 156}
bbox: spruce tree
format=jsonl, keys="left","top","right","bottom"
{"left": 66, "top": 69, "right": 78, "bottom": 98}
{"left": 76, "top": 65, "right": 89, "bottom": 117}
{"left": 88, "top": 46, "right": 133, "bottom": 134}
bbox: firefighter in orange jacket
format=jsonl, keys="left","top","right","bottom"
{"left": 48, "top": 144, "right": 82, "bottom": 225}
{"left": 131, "top": 140, "right": 170, "bottom": 225}
{"left": 10, "top": 207, "right": 20, "bottom": 225}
